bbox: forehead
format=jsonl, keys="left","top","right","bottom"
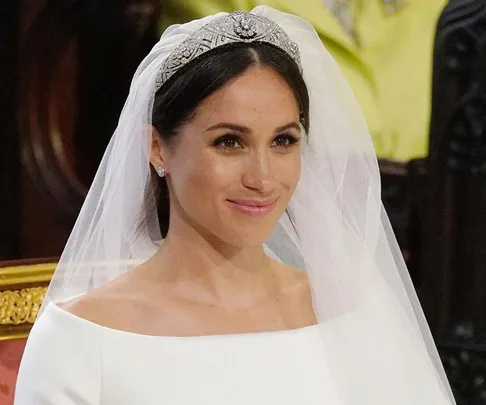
{"left": 190, "top": 66, "right": 300, "bottom": 129}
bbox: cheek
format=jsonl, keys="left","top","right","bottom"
{"left": 276, "top": 151, "right": 301, "bottom": 194}
{"left": 170, "top": 151, "right": 238, "bottom": 207}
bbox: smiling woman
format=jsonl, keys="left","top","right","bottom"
{"left": 149, "top": 42, "right": 308, "bottom": 239}
{"left": 150, "top": 58, "right": 306, "bottom": 247}
{"left": 15, "top": 7, "right": 455, "bottom": 405}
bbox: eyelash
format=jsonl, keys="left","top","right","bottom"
{"left": 212, "top": 133, "right": 301, "bottom": 150}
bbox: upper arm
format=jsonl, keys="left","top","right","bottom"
{"left": 14, "top": 305, "right": 102, "bottom": 405}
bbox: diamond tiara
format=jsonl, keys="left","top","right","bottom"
{"left": 155, "top": 11, "right": 302, "bottom": 91}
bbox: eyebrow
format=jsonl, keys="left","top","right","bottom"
{"left": 205, "top": 122, "right": 301, "bottom": 134}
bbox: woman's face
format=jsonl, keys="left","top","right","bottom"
{"left": 153, "top": 65, "right": 302, "bottom": 247}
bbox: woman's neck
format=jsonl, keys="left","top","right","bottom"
{"left": 144, "top": 218, "right": 275, "bottom": 307}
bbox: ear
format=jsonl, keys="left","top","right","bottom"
{"left": 149, "top": 126, "right": 169, "bottom": 172}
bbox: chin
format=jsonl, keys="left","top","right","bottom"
{"left": 197, "top": 204, "right": 286, "bottom": 248}
{"left": 217, "top": 223, "right": 276, "bottom": 249}
{"left": 219, "top": 209, "right": 286, "bottom": 247}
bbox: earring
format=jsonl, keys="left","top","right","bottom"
{"left": 156, "top": 166, "right": 165, "bottom": 177}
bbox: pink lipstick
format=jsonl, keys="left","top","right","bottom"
{"left": 226, "top": 198, "right": 277, "bottom": 217}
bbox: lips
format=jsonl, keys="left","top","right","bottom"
{"left": 226, "top": 197, "right": 278, "bottom": 217}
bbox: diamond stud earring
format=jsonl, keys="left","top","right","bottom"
{"left": 156, "top": 167, "right": 165, "bottom": 177}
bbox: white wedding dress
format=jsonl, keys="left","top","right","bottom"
{"left": 14, "top": 302, "right": 333, "bottom": 404}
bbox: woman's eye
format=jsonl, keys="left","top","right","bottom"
{"left": 213, "top": 135, "right": 242, "bottom": 150}
{"left": 272, "top": 134, "right": 300, "bottom": 148}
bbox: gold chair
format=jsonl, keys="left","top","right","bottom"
{"left": 0, "top": 259, "right": 55, "bottom": 404}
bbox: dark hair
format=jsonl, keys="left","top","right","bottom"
{"left": 151, "top": 43, "right": 310, "bottom": 237}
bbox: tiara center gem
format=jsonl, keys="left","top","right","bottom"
{"left": 234, "top": 16, "right": 257, "bottom": 39}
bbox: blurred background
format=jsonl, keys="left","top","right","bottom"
{"left": 1, "top": 0, "right": 486, "bottom": 404}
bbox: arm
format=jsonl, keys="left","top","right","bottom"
{"left": 14, "top": 304, "right": 102, "bottom": 405}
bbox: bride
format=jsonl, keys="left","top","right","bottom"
{"left": 15, "top": 6, "right": 455, "bottom": 405}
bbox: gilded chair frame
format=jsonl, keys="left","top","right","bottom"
{"left": 0, "top": 262, "right": 55, "bottom": 341}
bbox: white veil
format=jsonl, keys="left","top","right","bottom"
{"left": 40, "top": 6, "right": 455, "bottom": 405}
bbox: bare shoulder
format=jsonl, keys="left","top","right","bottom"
{"left": 59, "top": 289, "right": 123, "bottom": 329}
{"left": 268, "top": 259, "right": 316, "bottom": 325}
{"left": 59, "top": 272, "right": 143, "bottom": 330}
{"left": 269, "top": 259, "right": 311, "bottom": 297}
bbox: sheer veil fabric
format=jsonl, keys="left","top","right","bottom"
{"left": 40, "top": 6, "right": 455, "bottom": 405}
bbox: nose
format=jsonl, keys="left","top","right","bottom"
{"left": 241, "top": 150, "right": 276, "bottom": 195}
